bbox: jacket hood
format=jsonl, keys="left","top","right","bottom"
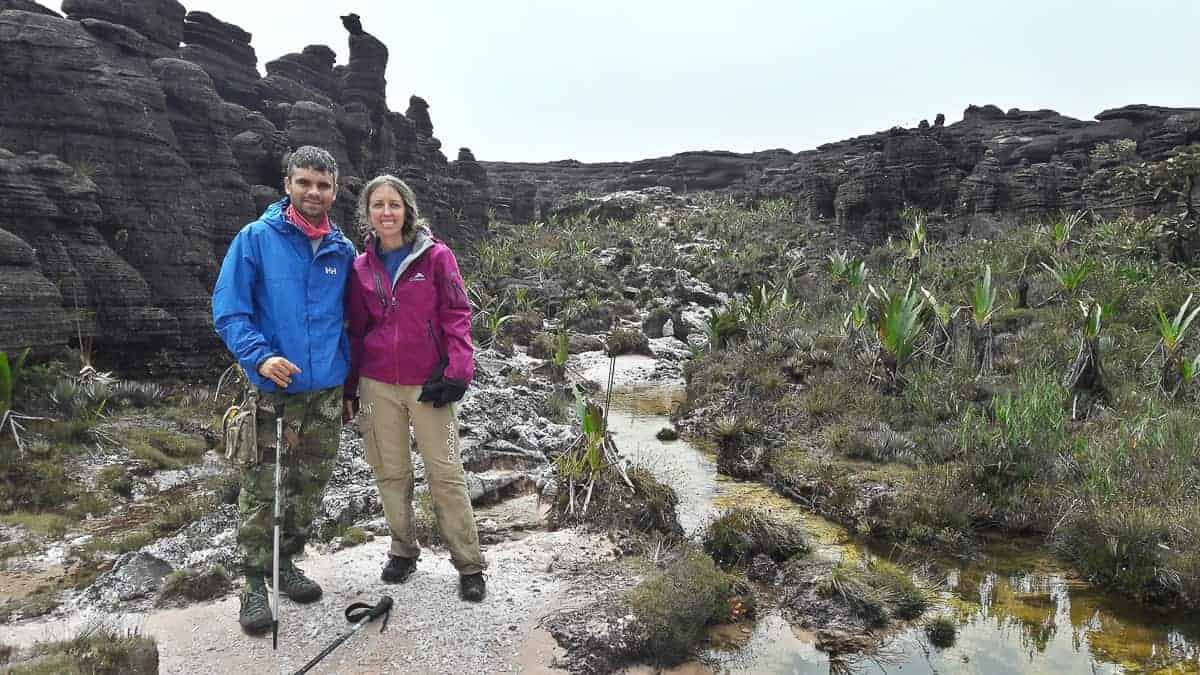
{"left": 363, "top": 223, "right": 435, "bottom": 257}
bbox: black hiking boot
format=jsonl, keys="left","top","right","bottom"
{"left": 459, "top": 573, "right": 486, "bottom": 602}
{"left": 238, "top": 575, "right": 272, "bottom": 634}
{"left": 274, "top": 558, "right": 322, "bottom": 603}
{"left": 381, "top": 555, "right": 417, "bottom": 584}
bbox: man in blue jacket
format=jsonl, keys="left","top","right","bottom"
{"left": 212, "top": 145, "right": 356, "bottom": 634}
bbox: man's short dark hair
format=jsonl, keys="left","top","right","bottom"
{"left": 286, "top": 146, "right": 338, "bottom": 180}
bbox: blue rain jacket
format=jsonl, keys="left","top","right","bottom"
{"left": 212, "top": 198, "right": 356, "bottom": 393}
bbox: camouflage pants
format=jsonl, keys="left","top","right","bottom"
{"left": 237, "top": 386, "right": 342, "bottom": 575}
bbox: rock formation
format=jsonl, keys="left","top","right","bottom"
{"left": 484, "top": 105, "right": 1200, "bottom": 239}
{"left": 0, "top": 2, "right": 488, "bottom": 359}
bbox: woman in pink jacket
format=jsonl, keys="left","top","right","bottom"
{"left": 344, "top": 175, "right": 485, "bottom": 602}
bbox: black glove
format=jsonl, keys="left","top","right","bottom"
{"left": 418, "top": 376, "right": 467, "bottom": 408}
{"left": 436, "top": 377, "right": 467, "bottom": 408}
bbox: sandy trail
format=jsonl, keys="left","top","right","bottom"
{"left": 5, "top": 523, "right": 588, "bottom": 674}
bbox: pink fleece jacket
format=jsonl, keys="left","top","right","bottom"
{"left": 344, "top": 229, "right": 474, "bottom": 398}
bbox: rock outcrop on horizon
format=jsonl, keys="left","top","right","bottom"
{"left": 484, "top": 104, "right": 1200, "bottom": 239}
{"left": 0, "top": 1, "right": 487, "bottom": 358}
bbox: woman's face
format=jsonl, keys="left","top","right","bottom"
{"left": 368, "top": 184, "right": 406, "bottom": 242}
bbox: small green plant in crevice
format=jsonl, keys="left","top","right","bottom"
{"left": 701, "top": 507, "right": 809, "bottom": 567}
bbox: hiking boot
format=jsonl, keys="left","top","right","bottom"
{"left": 381, "top": 555, "right": 417, "bottom": 584}
{"left": 238, "top": 575, "right": 272, "bottom": 634}
{"left": 275, "top": 558, "right": 322, "bottom": 603}
{"left": 459, "top": 573, "right": 486, "bottom": 602}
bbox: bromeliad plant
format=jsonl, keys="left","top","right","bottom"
{"left": 970, "top": 266, "right": 1000, "bottom": 376}
{"left": 1040, "top": 257, "right": 1095, "bottom": 302}
{"left": 703, "top": 299, "right": 747, "bottom": 351}
{"left": 828, "top": 251, "right": 868, "bottom": 290}
{"left": 0, "top": 348, "right": 42, "bottom": 453}
{"left": 745, "top": 282, "right": 795, "bottom": 323}
{"left": 555, "top": 385, "right": 633, "bottom": 517}
{"left": 1064, "top": 301, "right": 1107, "bottom": 406}
{"left": 1047, "top": 210, "right": 1087, "bottom": 251}
{"left": 920, "top": 287, "right": 959, "bottom": 359}
{"left": 901, "top": 207, "right": 928, "bottom": 271}
{"left": 1155, "top": 293, "right": 1200, "bottom": 396}
{"left": 870, "top": 279, "right": 926, "bottom": 385}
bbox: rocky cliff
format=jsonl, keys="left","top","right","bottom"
{"left": 0, "top": 1, "right": 488, "bottom": 359}
{"left": 484, "top": 104, "right": 1200, "bottom": 238}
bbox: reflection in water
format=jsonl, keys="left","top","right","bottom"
{"left": 600, "top": 371, "right": 1200, "bottom": 674}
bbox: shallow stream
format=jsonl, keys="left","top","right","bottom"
{"left": 585, "top": 354, "right": 1200, "bottom": 675}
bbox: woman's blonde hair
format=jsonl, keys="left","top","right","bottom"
{"left": 357, "top": 174, "right": 421, "bottom": 244}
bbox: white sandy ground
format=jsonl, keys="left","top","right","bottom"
{"left": 3, "top": 518, "right": 607, "bottom": 674}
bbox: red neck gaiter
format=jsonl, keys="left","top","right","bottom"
{"left": 285, "top": 203, "right": 331, "bottom": 240}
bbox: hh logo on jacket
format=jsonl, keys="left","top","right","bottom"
{"left": 325, "top": 266, "right": 338, "bottom": 276}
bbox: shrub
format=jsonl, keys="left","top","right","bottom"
{"left": 924, "top": 615, "right": 957, "bottom": 648}
{"left": 124, "top": 427, "right": 206, "bottom": 470}
{"left": 606, "top": 327, "right": 651, "bottom": 357}
{"left": 627, "top": 549, "right": 750, "bottom": 665}
{"left": 97, "top": 465, "right": 133, "bottom": 497}
{"left": 156, "top": 566, "right": 231, "bottom": 606}
{"left": 702, "top": 507, "right": 809, "bottom": 567}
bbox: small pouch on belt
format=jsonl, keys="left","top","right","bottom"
{"left": 222, "top": 388, "right": 260, "bottom": 468}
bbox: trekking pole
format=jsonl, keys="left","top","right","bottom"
{"left": 292, "top": 596, "right": 393, "bottom": 675}
{"left": 272, "top": 415, "right": 283, "bottom": 650}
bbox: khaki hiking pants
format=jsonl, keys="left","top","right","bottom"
{"left": 359, "top": 376, "right": 484, "bottom": 575}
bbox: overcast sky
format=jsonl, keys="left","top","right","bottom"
{"left": 37, "top": 0, "right": 1200, "bottom": 162}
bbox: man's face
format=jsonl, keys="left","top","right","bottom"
{"left": 284, "top": 166, "right": 337, "bottom": 221}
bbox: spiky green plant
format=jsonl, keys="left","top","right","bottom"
{"left": 1048, "top": 210, "right": 1086, "bottom": 250}
{"left": 828, "top": 250, "right": 851, "bottom": 284}
{"left": 844, "top": 301, "right": 869, "bottom": 333}
{"left": 704, "top": 300, "right": 746, "bottom": 350}
{"left": 1041, "top": 258, "right": 1095, "bottom": 299}
{"left": 745, "top": 282, "right": 794, "bottom": 322}
{"left": 1156, "top": 294, "right": 1200, "bottom": 395}
{"left": 1155, "top": 294, "right": 1200, "bottom": 360}
{"left": 971, "top": 266, "right": 999, "bottom": 330}
{"left": 845, "top": 259, "right": 869, "bottom": 290}
{"left": 1180, "top": 354, "right": 1200, "bottom": 386}
{"left": 484, "top": 312, "right": 513, "bottom": 349}
{"left": 873, "top": 280, "right": 926, "bottom": 379}
{"left": 903, "top": 211, "right": 927, "bottom": 265}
